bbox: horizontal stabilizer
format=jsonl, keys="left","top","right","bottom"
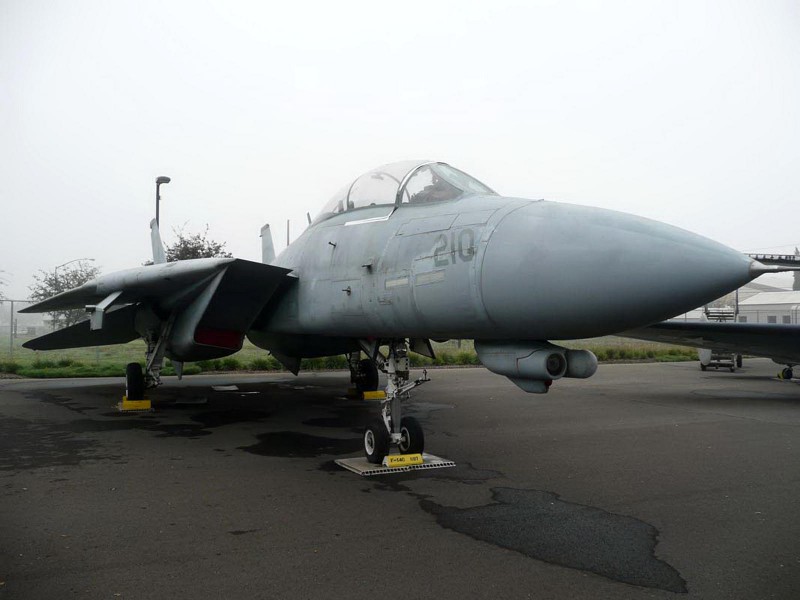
{"left": 23, "top": 305, "right": 139, "bottom": 350}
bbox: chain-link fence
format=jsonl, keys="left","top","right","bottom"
{"left": 0, "top": 299, "right": 41, "bottom": 362}
{"left": 0, "top": 299, "right": 144, "bottom": 366}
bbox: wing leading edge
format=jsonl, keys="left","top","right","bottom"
{"left": 23, "top": 258, "right": 294, "bottom": 359}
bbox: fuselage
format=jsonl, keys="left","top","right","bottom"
{"left": 253, "top": 194, "right": 754, "bottom": 347}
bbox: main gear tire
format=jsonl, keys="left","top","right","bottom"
{"left": 125, "top": 362, "right": 145, "bottom": 400}
{"left": 355, "top": 359, "right": 379, "bottom": 392}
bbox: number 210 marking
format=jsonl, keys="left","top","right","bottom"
{"left": 434, "top": 228, "right": 475, "bottom": 267}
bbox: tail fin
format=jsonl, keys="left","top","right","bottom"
{"left": 260, "top": 223, "right": 275, "bottom": 264}
{"left": 150, "top": 219, "right": 167, "bottom": 264}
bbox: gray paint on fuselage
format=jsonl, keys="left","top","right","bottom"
{"left": 262, "top": 195, "right": 521, "bottom": 339}
{"left": 255, "top": 194, "right": 754, "bottom": 345}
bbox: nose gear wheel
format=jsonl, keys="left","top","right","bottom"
{"left": 364, "top": 419, "right": 391, "bottom": 464}
{"left": 398, "top": 416, "right": 425, "bottom": 454}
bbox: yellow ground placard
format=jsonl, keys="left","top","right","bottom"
{"left": 383, "top": 453, "right": 424, "bottom": 468}
{"left": 119, "top": 397, "right": 152, "bottom": 411}
{"left": 362, "top": 390, "right": 387, "bottom": 401}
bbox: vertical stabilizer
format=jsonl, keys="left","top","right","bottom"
{"left": 150, "top": 219, "right": 167, "bottom": 265}
{"left": 260, "top": 224, "right": 275, "bottom": 264}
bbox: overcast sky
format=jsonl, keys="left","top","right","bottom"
{"left": 1, "top": 0, "right": 799, "bottom": 299}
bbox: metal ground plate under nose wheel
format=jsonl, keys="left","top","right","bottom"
{"left": 335, "top": 453, "right": 456, "bottom": 477}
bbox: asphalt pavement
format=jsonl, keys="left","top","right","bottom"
{"left": 1, "top": 359, "right": 798, "bottom": 599}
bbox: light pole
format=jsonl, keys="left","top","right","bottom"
{"left": 155, "top": 176, "right": 171, "bottom": 227}
{"left": 54, "top": 258, "right": 94, "bottom": 286}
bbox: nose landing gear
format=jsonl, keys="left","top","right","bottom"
{"left": 362, "top": 340, "right": 430, "bottom": 464}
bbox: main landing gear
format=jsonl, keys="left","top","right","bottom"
{"left": 124, "top": 317, "right": 184, "bottom": 401}
{"left": 362, "top": 340, "right": 430, "bottom": 464}
{"left": 125, "top": 337, "right": 166, "bottom": 400}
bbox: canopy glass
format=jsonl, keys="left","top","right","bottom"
{"left": 314, "top": 161, "right": 495, "bottom": 224}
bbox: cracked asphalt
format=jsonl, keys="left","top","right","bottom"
{"left": 1, "top": 359, "right": 798, "bottom": 599}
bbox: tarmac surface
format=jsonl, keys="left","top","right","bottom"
{"left": 1, "top": 359, "right": 798, "bottom": 599}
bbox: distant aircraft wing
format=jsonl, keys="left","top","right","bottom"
{"left": 22, "top": 258, "right": 294, "bottom": 356}
{"left": 623, "top": 321, "right": 800, "bottom": 366}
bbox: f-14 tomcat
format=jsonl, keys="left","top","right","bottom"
{"left": 22, "top": 160, "right": 777, "bottom": 463}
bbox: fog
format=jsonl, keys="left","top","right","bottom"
{"left": 2, "top": 0, "right": 798, "bottom": 298}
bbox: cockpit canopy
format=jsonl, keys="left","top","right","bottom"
{"left": 314, "top": 161, "right": 496, "bottom": 224}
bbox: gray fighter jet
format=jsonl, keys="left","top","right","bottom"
{"left": 21, "top": 160, "right": 776, "bottom": 462}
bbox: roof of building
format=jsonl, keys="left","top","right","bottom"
{"left": 743, "top": 281, "right": 790, "bottom": 293}
{"left": 739, "top": 291, "right": 800, "bottom": 306}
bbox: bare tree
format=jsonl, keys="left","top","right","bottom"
{"left": 164, "top": 225, "right": 233, "bottom": 262}
{"left": 29, "top": 260, "right": 100, "bottom": 329}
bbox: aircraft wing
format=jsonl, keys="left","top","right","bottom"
{"left": 22, "top": 258, "right": 294, "bottom": 358}
{"left": 623, "top": 321, "right": 800, "bottom": 366}
{"left": 22, "top": 258, "right": 244, "bottom": 314}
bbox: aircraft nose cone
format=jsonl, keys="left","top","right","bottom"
{"left": 480, "top": 201, "right": 754, "bottom": 338}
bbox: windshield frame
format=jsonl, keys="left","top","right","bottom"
{"left": 311, "top": 160, "right": 497, "bottom": 225}
{"left": 396, "top": 162, "right": 496, "bottom": 205}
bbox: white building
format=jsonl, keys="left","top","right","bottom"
{"left": 667, "top": 281, "right": 789, "bottom": 323}
{"left": 737, "top": 291, "right": 800, "bottom": 324}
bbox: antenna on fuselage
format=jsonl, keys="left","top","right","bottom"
{"left": 286, "top": 219, "right": 290, "bottom": 246}
{"left": 306, "top": 212, "right": 311, "bottom": 225}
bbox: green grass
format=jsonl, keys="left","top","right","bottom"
{"left": 0, "top": 335, "right": 697, "bottom": 378}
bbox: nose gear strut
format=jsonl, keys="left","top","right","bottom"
{"left": 362, "top": 339, "right": 430, "bottom": 464}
